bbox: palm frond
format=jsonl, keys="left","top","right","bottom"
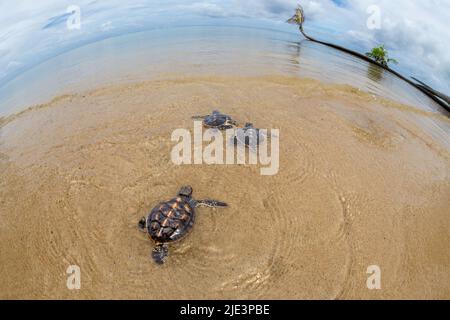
{"left": 286, "top": 5, "right": 305, "bottom": 26}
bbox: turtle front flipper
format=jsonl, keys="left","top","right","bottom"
{"left": 152, "top": 243, "right": 169, "bottom": 265}
{"left": 195, "top": 200, "right": 228, "bottom": 208}
{"left": 192, "top": 115, "right": 208, "bottom": 120}
{"left": 218, "top": 124, "right": 235, "bottom": 130}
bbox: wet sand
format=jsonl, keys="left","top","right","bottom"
{"left": 0, "top": 75, "right": 449, "bottom": 299}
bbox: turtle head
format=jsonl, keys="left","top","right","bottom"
{"left": 222, "top": 116, "right": 238, "bottom": 129}
{"left": 138, "top": 216, "right": 147, "bottom": 232}
{"left": 178, "top": 185, "right": 193, "bottom": 198}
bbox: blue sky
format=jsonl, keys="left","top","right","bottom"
{"left": 0, "top": 0, "right": 449, "bottom": 92}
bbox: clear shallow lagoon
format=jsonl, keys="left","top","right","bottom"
{"left": 0, "top": 26, "right": 446, "bottom": 116}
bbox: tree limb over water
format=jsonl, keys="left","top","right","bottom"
{"left": 287, "top": 5, "right": 450, "bottom": 113}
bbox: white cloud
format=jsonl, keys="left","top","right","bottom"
{"left": 0, "top": 0, "right": 448, "bottom": 91}
{"left": 339, "top": 0, "right": 450, "bottom": 89}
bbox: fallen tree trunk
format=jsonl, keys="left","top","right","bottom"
{"left": 411, "top": 77, "right": 450, "bottom": 105}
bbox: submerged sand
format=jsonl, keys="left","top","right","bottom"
{"left": 0, "top": 75, "right": 449, "bottom": 299}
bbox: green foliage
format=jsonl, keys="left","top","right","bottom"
{"left": 366, "top": 45, "right": 398, "bottom": 67}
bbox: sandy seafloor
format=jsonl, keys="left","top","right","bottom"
{"left": 0, "top": 75, "right": 449, "bottom": 299}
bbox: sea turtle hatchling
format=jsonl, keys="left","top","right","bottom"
{"left": 192, "top": 110, "right": 238, "bottom": 130}
{"left": 233, "top": 122, "right": 265, "bottom": 150}
{"left": 138, "top": 186, "right": 228, "bottom": 264}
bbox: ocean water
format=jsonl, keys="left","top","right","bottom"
{"left": 0, "top": 26, "right": 446, "bottom": 116}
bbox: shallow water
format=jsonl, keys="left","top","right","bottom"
{"left": 1, "top": 26, "right": 450, "bottom": 299}
{"left": 0, "top": 26, "right": 447, "bottom": 116}
{"left": 0, "top": 76, "right": 449, "bottom": 299}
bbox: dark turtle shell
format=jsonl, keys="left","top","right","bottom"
{"left": 203, "top": 111, "right": 233, "bottom": 128}
{"left": 234, "top": 123, "right": 264, "bottom": 147}
{"left": 147, "top": 197, "right": 195, "bottom": 243}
